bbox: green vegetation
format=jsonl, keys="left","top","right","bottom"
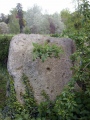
{"left": 0, "top": 67, "right": 8, "bottom": 108}
{"left": 8, "top": 9, "right": 20, "bottom": 34}
{"left": 1, "top": 74, "right": 38, "bottom": 120}
{"left": 0, "top": 35, "right": 13, "bottom": 65}
{"left": 32, "top": 42, "right": 63, "bottom": 62}
{"left": 0, "top": 74, "right": 58, "bottom": 120}
{"left": 55, "top": 0, "right": 90, "bottom": 119}
{"left": 16, "top": 3, "right": 25, "bottom": 33}
{"left": 0, "top": 0, "right": 90, "bottom": 119}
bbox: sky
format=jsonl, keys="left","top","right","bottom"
{"left": 0, "top": 0, "right": 76, "bottom": 15}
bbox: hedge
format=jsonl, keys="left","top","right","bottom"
{"left": 0, "top": 34, "right": 13, "bottom": 65}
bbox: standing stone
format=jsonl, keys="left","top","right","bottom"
{"left": 7, "top": 34, "right": 75, "bottom": 103}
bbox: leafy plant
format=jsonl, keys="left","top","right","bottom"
{"left": 1, "top": 73, "right": 39, "bottom": 120}
{"left": 38, "top": 90, "right": 59, "bottom": 120}
{"left": 0, "top": 69, "right": 7, "bottom": 108}
{"left": 22, "top": 74, "right": 38, "bottom": 118}
{"left": 0, "top": 34, "right": 13, "bottom": 65}
{"left": 55, "top": 79, "right": 77, "bottom": 120}
{"left": 32, "top": 42, "right": 63, "bottom": 62}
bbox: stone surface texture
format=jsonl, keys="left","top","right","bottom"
{"left": 7, "top": 34, "right": 75, "bottom": 103}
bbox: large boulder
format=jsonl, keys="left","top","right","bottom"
{"left": 7, "top": 34, "right": 75, "bottom": 103}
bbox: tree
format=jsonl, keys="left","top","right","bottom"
{"left": 49, "top": 17, "right": 56, "bottom": 34}
{"left": 0, "top": 22, "right": 9, "bottom": 34}
{"left": 0, "top": 13, "right": 6, "bottom": 22}
{"left": 24, "top": 5, "right": 43, "bottom": 34}
{"left": 16, "top": 3, "right": 25, "bottom": 33}
{"left": 24, "top": 5, "right": 64, "bottom": 34}
{"left": 60, "top": 9, "right": 71, "bottom": 25}
{"left": 79, "top": 0, "right": 90, "bottom": 33}
{"left": 52, "top": 13, "right": 65, "bottom": 34}
{"left": 60, "top": 8, "right": 83, "bottom": 34}
{"left": 8, "top": 8, "right": 20, "bottom": 34}
{"left": 63, "top": 0, "right": 90, "bottom": 91}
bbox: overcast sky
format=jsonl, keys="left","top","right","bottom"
{"left": 0, "top": 0, "right": 77, "bottom": 15}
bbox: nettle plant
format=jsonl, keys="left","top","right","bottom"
{"left": 32, "top": 41, "right": 63, "bottom": 62}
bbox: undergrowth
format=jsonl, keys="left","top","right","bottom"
{"left": 0, "top": 1, "right": 90, "bottom": 118}
{"left": 0, "top": 34, "right": 13, "bottom": 65}
{"left": 0, "top": 66, "right": 8, "bottom": 109}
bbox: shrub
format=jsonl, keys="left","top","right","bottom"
{"left": 0, "top": 35, "right": 13, "bottom": 65}
{"left": 0, "top": 22, "right": 9, "bottom": 34}
{"left": 23, "top": 26, "right": 31, "bottom": 34}
{"left": 0, "top": 66, "right": 8, "bottom": 109}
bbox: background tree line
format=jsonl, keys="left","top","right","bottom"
{"left": 0, "top": 3, "right": 65, "bottom": 34}
{"left": 1, "top": 1, "right": 90, "bottom": 36}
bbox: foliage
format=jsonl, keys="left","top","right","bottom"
{"left": 55, "top": 79, "right": 90, "bottom": 120}
{"left": 24, "top": 6, "right": 64, "bottom": 34}
{"left": 37, "top": 90, "right": 59, "bottom": 120}
{"left": 56, "top": 0, "right": 90, "bottom": 119}
{"left": 0, "top": 22, "right": 9, "bottom": 34}
{"left": 0, "top": 66, "right": 8, "bottom": 108}
{"left": 0, "top": 13, "right": 6, "bottom": 22}
{"left": 55, "top": 79, "right": 76, "bottom": 120}
{"left": 22, "top": 74, "right": 38, "bottom": 118}
{"left": 24, "top": 5, "right": 43, "bottom": 34}
{"left": 2, "top": 75, "right": 23, "bottom": 119}
{"left": 0, "top": 73, "right": 58, "bottom": 120}
{"left": 32, "top": 42, "right": 63, "bottom": 62}
{"left": 60, "top": 8, "right": 71, "bottom": 27}
{"left": 0, "top": 13, "right": 9, "bottom": 24}
{"left": 16, "top": 3, "right": 25, "bottom": 33}
{"left": 67, "top": 0, "right": 90, "bottom": 92}
{"left": 8, "top": 9, "right": 20, "bottom": 34}
{"left": 0, "top": 1, "right": 90, "bottom": 119}
{"left": 23, "top": 26, "right": 31, "bottom": 34}
{"left": 0, "top": 34, "right": 13, "bottom": 65}
{"left": 50, "top": 33, "right": 61, "bottom": 37}
{"left": 1, "top": 73, "right": 37, "bottom": 120}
